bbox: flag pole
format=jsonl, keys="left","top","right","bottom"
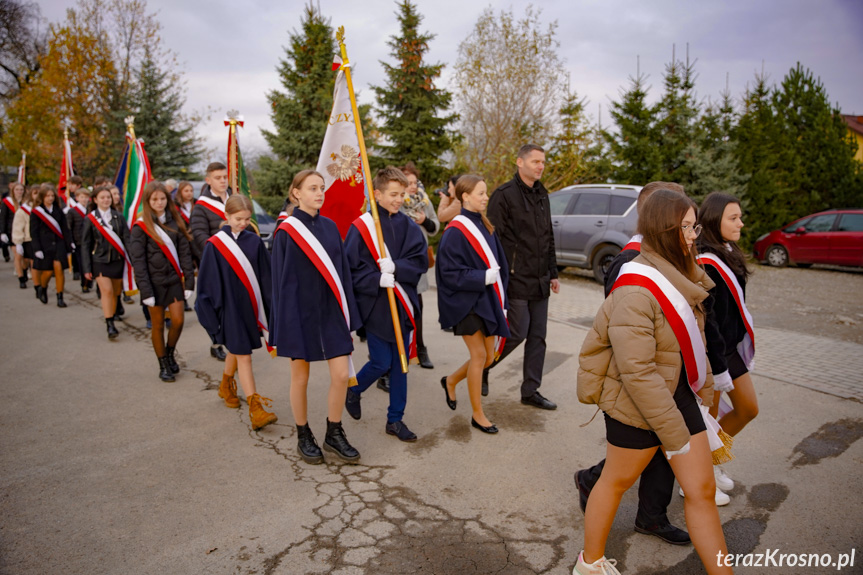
{"left": 337, "top": 26, "right": 408, "bottom": 374}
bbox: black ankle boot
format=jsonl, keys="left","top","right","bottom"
{"left": 39, "top": 287, "right": 48, "bottom": 304}
{"left": 323, "top": 419, "right": 360, "bottom": 463}
{"left": 56, "top": 293, "right": 67, "bottom": 308}
{"left": 106, "top": 318, "right": 119, "bottom": 339}
{"left": 35, "top": 285, "right": 41, "bottom": 299}
{"left": 19, "top": 276, "right": 27, "bottom": 289}
{"left": 296, "top": 423, "right": 324, "bottom": 464}
{"left": 165, "top": 346, "right": 180, "bottom": 374}
{"left": 417, "top": 345, "right": 434, "bottom": 369}
{"left": 115, "top": 295, "right": 125, "bottom": 319}
{"left": 158, "top": 356, "right": 175, "bottom": 382}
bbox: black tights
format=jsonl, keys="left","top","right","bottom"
{"left": 416, "top": 294, "right": 425, "bottom": 349}
{"left": 149, "top": 300, "right": 185, "bottom": 358}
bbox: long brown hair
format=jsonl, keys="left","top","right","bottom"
{"left": 36, "top": 184, "right": 56, "bottom": 208}
{"left": 454, "top": 175, "right": 494, "bottom": 233}
{"left": 638, "top": 189, "right": 698, "bottom": 280}
{"left": 9, "top": 183, "right": 25, "bottom": 208}
{"left": 140, "top": 181, "right": 192, "bottom": 245}
{"left": 288, "top": 170, "right": 325, "bottom": 204}
{"left": 697, "top": 192, "right": 751, "bottom": 281}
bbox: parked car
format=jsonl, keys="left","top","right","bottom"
{"left": 752, "top": 208, "right": 863, "bottom": 268}
{"left": 188, "top": 181, "right": 277, "bottom": 250}
{"left": 550, "top": 184, "right": 641, "bottom": 282}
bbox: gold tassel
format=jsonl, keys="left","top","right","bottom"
{"left": 348, "top": 376, "right": 358, "bottom": 387}
{"left": 409, "top": 357, "right": 420, "bottom": 366}
{"left": 711, "top": 428, "right": 735, "bottom": 465}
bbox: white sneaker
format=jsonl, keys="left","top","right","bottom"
{"left": 574, "top": 551, "right": 622, "bottom": 574}
{"left": 678, "top": 486, "right": 731, "bottom": 506}
{"left": 714, "top": 466, "right": 734, "bottom": 491}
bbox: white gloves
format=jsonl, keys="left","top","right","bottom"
{"left": 379, "top": 272, "right": 395, "bottom": 288}
{"left": 713, "top": 370, "right": 734, "bottom": 392}
{"left": 71, "top": 242, "right": 76, "bottom": 250}
{"left": 485, "top": 267, "right": 500, "bottom": 285}
{"left": 143, "top": 297, "right": 156, "bottom": 307}
{"left": 184, "top": 290, "right": 193, "bottom": 301}
{"left": 666, "top": 441, "right": 691, "bottom": 460}
{"left": 377, "top": 257, "right": 395, "bottom": 274}
{"left": 1, "top": 233, "right": 8, "bottom": 243}
{"left": 35, "top": 250, "right": 44, "bottom": 259}
{"left": 15, "top": 244, "right": 23, "bottom": 256}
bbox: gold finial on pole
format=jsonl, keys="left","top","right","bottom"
{"left": 124, "top": 115, "right": 136, "bottom": 140}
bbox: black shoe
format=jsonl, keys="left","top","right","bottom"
{"left": 521, "top": 391, "right": 557, "bottom": 410}
{"left": 417, "top": 346, "right": 434, "bottom": 369}
{"left": 634, "top": 521, "right": 691, "bottom": 546}
{"left": 575, "top": 469, "right": 592, "bottom": 514}
{"left": 34, "top": 285, "right": 41, "bottom": 299}
{"left": 123, "top": 295, "right": 134, "bottom": 304}
{"left": 39, "top": 287, "right": 48, "bottom": 304}
{"left": 106, "top": 318, "right": 119, "bottom": 339}
{"left": 323, "top": 419, "right": 360, "bottom": 463}
{"left": 441, "top": 376, "right": 456, "bottom": 410}
{"left": 73, "top": 271, "right": 80, "bottom": 281}
{"left": 386, "top": 420, "right": 417, "bottom": 442}
{"left": 165, "top": 345, "right": 180, "bottom": 374}
{"left": 481, "top": 369, "right": 489, "bottom": 397}
{"left": 376, "top": 374, "right": 390, "bottom": 393}
{"left": 345, "top": 389, "right": 362, "bottom": 420}
{"left": 81, "top": 285, "right": 90, "bottom": 293}
{"left": 19, "top": 277, "right": 27, "bottom": 289}
{"left": 471, "top": 418, "right": 499, "bottom": 434}
{"left": 56, "top": 293, "right": 67, "bottom": 308}
{"left": 296, "top": 423, "right": 324, "bottom": 465}
{"left": 158, "top": 356, "right": 175, "bottom": 382}
{"left": 210, "top": 345, "right": 227, "bottom": 361}
{"left": 114, "top": 296, "right": 125, "bottom": 319}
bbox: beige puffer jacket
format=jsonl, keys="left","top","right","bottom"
{"left": 577, "top": 246, "right": 715, "bottom": 451}
{"left": 11, "top": 206, "right": 31, "bottom": 245}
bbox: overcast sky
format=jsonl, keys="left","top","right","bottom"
{"left": 39, "top": 0, "right": 863, "bottom": 166}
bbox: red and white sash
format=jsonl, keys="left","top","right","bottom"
{"left": 208, "top": 230, "right": 275, "bottom": 356}
{"left": 279, "top": 215, "right": 357, "bottom": 384}
{"left": 2, "top": 197, "right": 17, "bottom": 213}
{"left": 622, "top": 234, "right": 643, "bottom": 252}
{"left": 87, "top": 212, "right": 136, "bottom": 292}
{"left": 611, "top": 261, "right": 706, "bottom": 392}
{"left": 72, "top": 202, "right": 87, "bottom": 219}
{"left": 697, "top": 252, "right": 755, "bottom": 368}
{"left": 352, "top": 212, "right": 418, "bottom": 362}
{"left": 195, "top": 196, "right": 226, "bottom": 220}
{"left": 178, "top": 204, "right": 192, "bottom": 224}
{"left": 20, "top": 203, "right": 32, "bottom": 216}
{"left": 134, "top": 219, "right": 183, "bottom": 281}
{"left": 276, "top": 211, "right": 289, "bottom": 224}
{"left": 34, "top": 206, "right": 64, "bottom": 239}
{"left": 449, "top": 214, "right": 508, "bottom": 358}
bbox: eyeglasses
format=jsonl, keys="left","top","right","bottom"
{"left": 682, "top": 224, "right": 703, "bottom": 237}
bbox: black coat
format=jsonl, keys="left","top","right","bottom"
{"left": 30, "top": 203, "right": 73, "bottom": 267}
{"left": 0, "top": 196, "right": 16, "bottom": 239}
{"left": 190, "top": 185, "right": 231, "bottom": 257}
{"left": 66, "top": 207, "right": 88, "bottom": 246}
{"left": 80, "top": 209, "right": 130, "bottom": 275}
{"left": 487, "top": 172, "right": 557, "bottom": 300}
{"left": 701, "top": 246, "right": 749, "bottom": 363}
{"left": 129, "top": 210, "right": 195, "bottom": 300}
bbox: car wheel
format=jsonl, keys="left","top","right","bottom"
{"left": 765, "top": 245, "right": 788, "bottom": 268}
{"left": 592, "top": 245, "right": 619, "bottom": 283}
{"left": 796, "top": 263, "right": 812, "bottom": 268}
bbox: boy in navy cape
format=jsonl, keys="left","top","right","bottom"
{"left": 344, "top": 167, "right": 428, "bottom": 441}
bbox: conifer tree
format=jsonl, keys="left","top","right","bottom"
{"left": 373, "top": 0, "right": 457, "bottom": 185}
{"left": 655, "top": 45, "right": 700, "bottom": 183}
{"left": 544, "top": 86, "right": 606, "bottom": 190}
{"left": 604, "top": 65, "right": 660, "bottom": 185}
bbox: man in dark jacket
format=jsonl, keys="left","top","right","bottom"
{"left": 484, "top": 144, "right": 559, "bottom": 410}
{"left": 190, "top": 162, "right": 232, "bottom": 360}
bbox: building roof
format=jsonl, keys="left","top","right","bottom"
{"left": 842, "top": 115, "right": 863, "bottom": 136}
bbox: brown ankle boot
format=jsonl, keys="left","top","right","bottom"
{"left": 218, "top": 373, "right": 240, "bottom": 408}
{"left": 249, "top": 393, "right": 278, "bottom": 430}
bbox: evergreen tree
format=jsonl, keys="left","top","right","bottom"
{"left": 604, "top": 67, "right": 660, "bottom": 185}
{"left": 373, "top": 0, "right": 457, "bottom": 186}
{"left": 655, "top": 45, "right": 700, "bottom": 184}
{"left": 256, "top": 3, "right": 336, "bottom": 211}
{"left": 544, "top": 86, "right": 606, "bottom": 190}
{"left": 129, "top": 48, "right": 203, "bottom": 180}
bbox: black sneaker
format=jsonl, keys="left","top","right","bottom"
{"left": 386, "top": 421, "right": 417, "bottom": 442}
{"left": 634, "top": 521, "right": 691, "bottom": 546}
{"left": 345, "top": 389, "right": 362, "bottom": 420}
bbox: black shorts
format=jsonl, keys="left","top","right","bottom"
{"left": 726, "top": 348, "right": 749, "bottom": 380}
{"left": 453, "top": 312, "right": 490, "bottom": 337}
{"left": 93, "top": 259, "right": 124, "bottom": 280}
{"left": 604, "top": 375, "right": 707, "bottom": 450}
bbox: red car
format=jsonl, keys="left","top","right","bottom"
{"left": 753, "top": 209, "right": 863, "bottom": 268}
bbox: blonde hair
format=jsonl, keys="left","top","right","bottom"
{"left": 455, "top": 175, "right": 494, "bottom": 233}
{"left": 225, "top": 194, "right": 253, "bottom": 216}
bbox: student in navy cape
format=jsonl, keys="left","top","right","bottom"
{"left": 436, "top": 175, "right": 510, "bottom": 434}
{"left": 270, "top": 170, "right": 362, "bottom": 465}
{"left": 30, "top": 183, "right": 73, "bottom": 308}
{"left": 196, "top": 195, "right": 278, "bottom": 431}
{"left": 343, "top": 167, "right": 428, "bottom": 442}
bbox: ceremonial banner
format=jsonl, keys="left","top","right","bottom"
{"left": 116, "top": 124, "right": 153, "bottom": 229}
{"left": 58, "top": 133, "right": 74, "bottom": 203}
{"left": 17, "top": 153, "right": 26, "bottom": 186}
{"left": 225, "top": 112, "right": 258, "bottom": 233}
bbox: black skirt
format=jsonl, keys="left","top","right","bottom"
{"left": 21, "top": 241, "right": 34, "bottom": 259}
{"left": 453, "top": 312, "right": 490, "bottom": 337}
{"left": 725, "top": 348, "right": 749, "bottom": 380}
{"left": 150, "top": 281, "right": 184, "bottom": 308}
{"left": 93, "top": 259, "right": 125, "bottom": 280}
{"left": 33, "top": 243, "right": 69, "bottom": 271}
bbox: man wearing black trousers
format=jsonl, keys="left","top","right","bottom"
{"left": 484, "top": 144, "right": 558, "bottom": 411}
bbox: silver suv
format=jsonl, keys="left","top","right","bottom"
{"left": 550, "top": 184, "right": 641, "bottom": 282}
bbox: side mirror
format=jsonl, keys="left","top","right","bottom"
{"left": 795, "top": 226, "right": 807, "bottom": 234}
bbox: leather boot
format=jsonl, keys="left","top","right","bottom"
{"left": 376, "top": 374, "right": 390, "bottom": 393}
{"left": 218, "top": 373, "right": 240, "bottom": 408}
{"left": 39, "top": 286, "right": 48, "bottom": 304}
{"left": 249, "top": 393, "right": 278, "bottom": 430}
{"left": 114, "top": 295, "right": 125, "bottom": 320}
{"left": 56, "top": 293, "right": 67, "bottom": 308}
{"left": 165, "top": 346, "right": 180, "bottom": 374}
{"left": 296, "top": 423, "right": 324, "bottom": 464}
{"left": 323, "top": 418, "right": 360, "bottom": 463}
{"left": 158, "top": 356, "right": 175, "bottom": 382}
{"left": 417, "top": 345, "right": 434, "bottom": 369}
{"left": 34, "top": 285, "right": 41, "bottom": 299}
{"left": 106, "top": 318, "right": 119, "bottom": 339}
{"left": 19, "top": 276, "right": 27, "bottom": 289}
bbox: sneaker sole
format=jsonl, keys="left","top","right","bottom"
{"left": 323, "top": 442, "right": 361, "bottom": 464}
{"left": 634, "top": 525, "right": 692, "bottom": 546}
{"left": 297, "top": 445, "right": 324, "bottom": 465}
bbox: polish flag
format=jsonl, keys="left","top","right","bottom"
{"left": 316, "top": 58, "right": 368, "bottom": 239}
{"left": 58, "top": 138, "right": 74, "bottom": 202}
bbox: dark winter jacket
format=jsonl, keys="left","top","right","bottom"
{"left": 486, "top": 172, "right": 557, "bottom": 300}
{"left": 129, "top": 210, "right": 195, "bottom": 300}
{"left": 80, "top": 209, "right": 130, "bottom": 274}
{"left": 700, "top": 245, "right": 749, "bottom": 362}
{"left": 66, "top": 206, "right": 88, "bottom": 246}
{"left": 0, "top": 196, "right": 16, "bottom": 240}
{"left": 30, "top": 203, "right": 73, "bottom": 258}
{"left": 190, "top": 184, "right": 232, "bottom": 256}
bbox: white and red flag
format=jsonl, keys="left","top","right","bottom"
{"left": 316, "top": 57, "right": 368, "bottom": 239}
{"left": 17, "top": 153, "right": 26, "bottom": 185}
{"left": 58, "top": 134, "right": 75, "bottom": 203}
